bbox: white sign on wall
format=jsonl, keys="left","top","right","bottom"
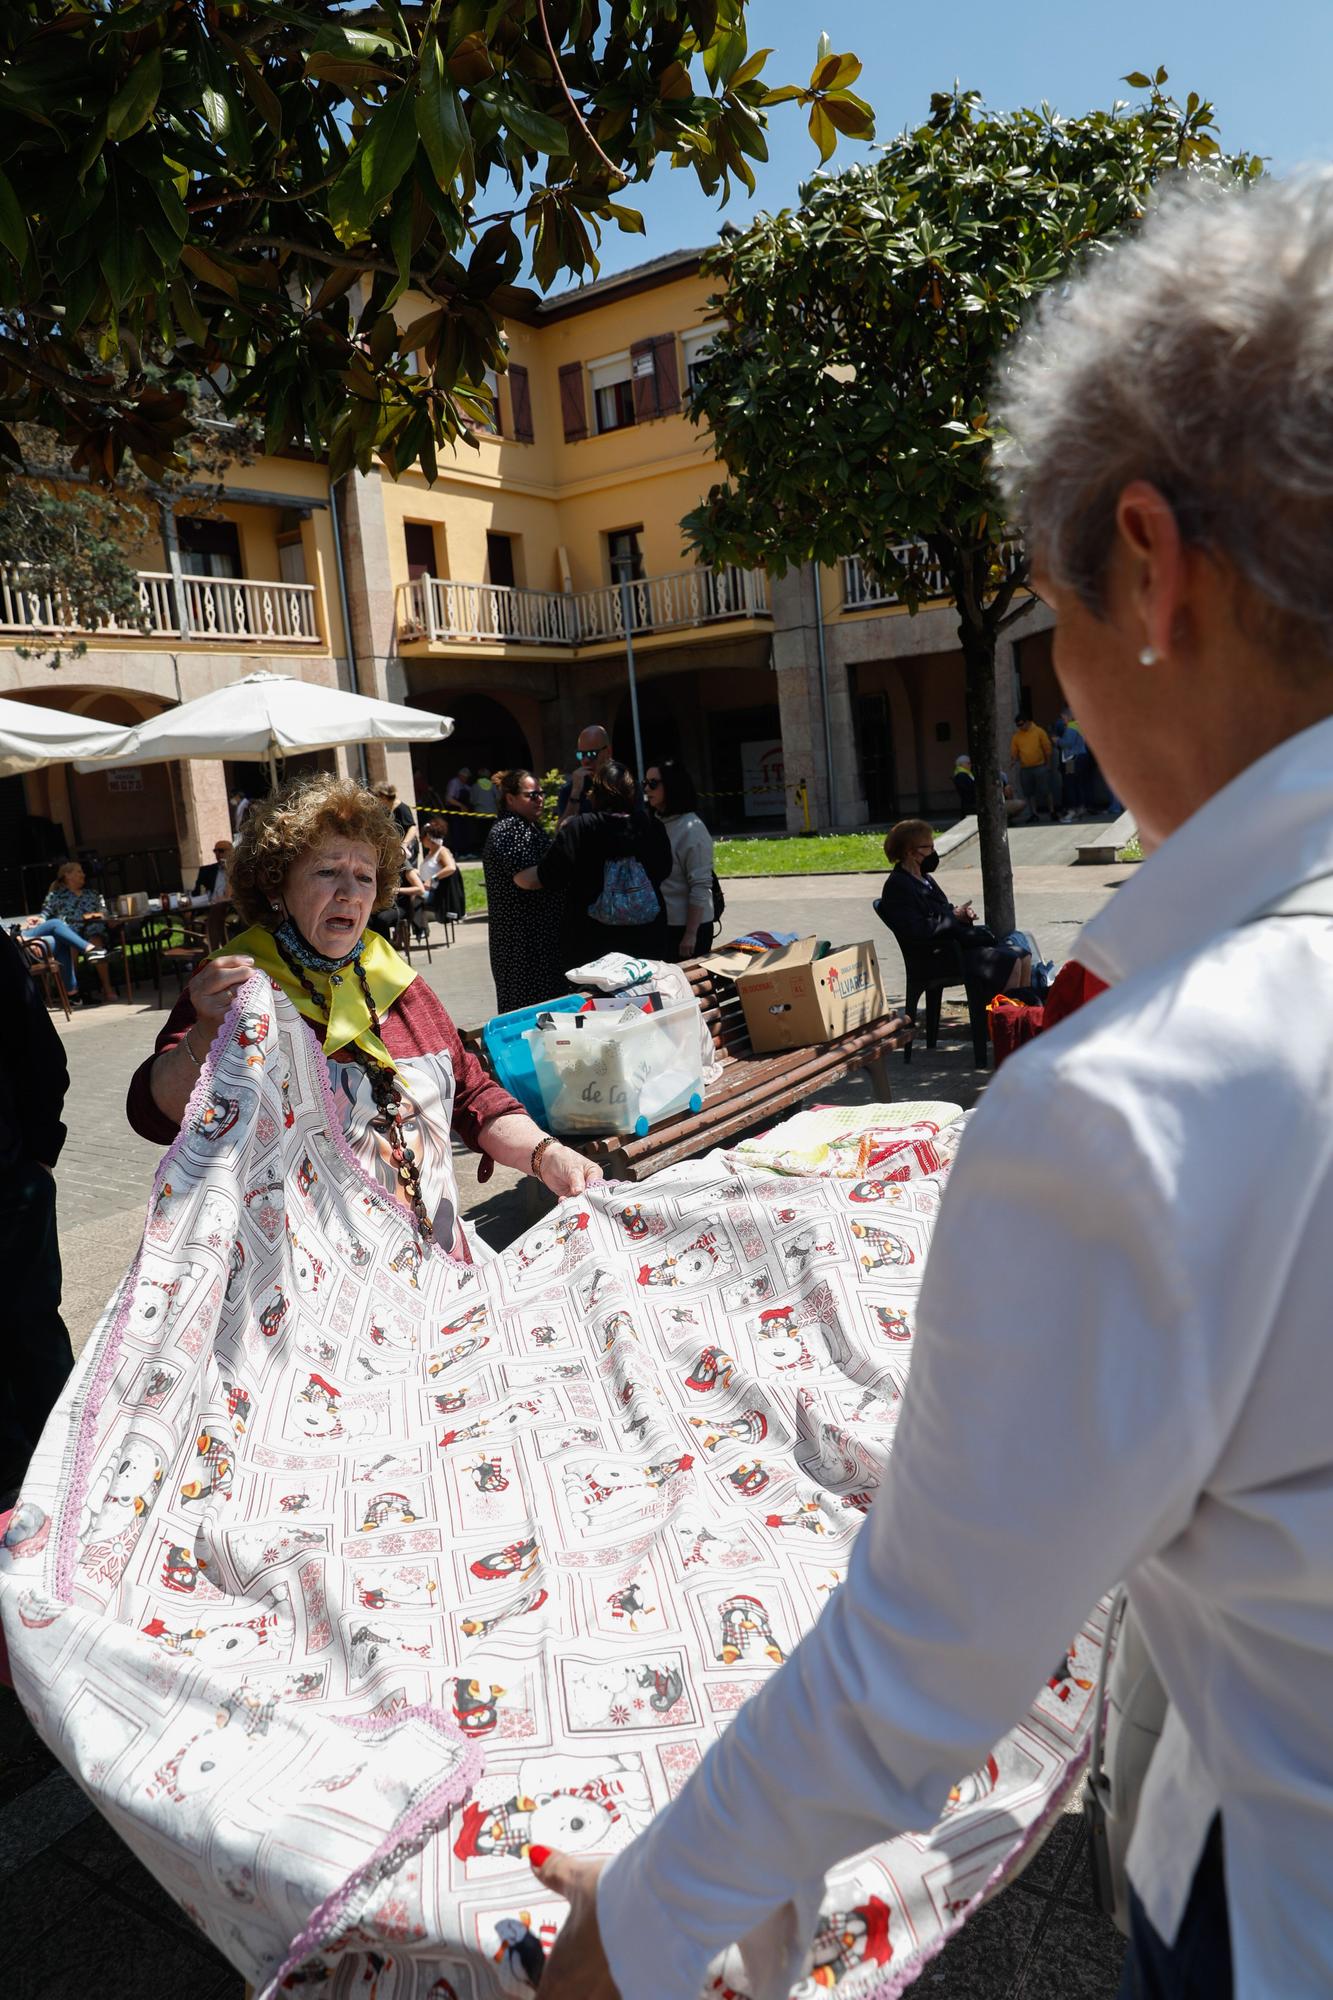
{"left": 106, "top": 767, "right": 144, "bottom": 794}
{"left": 741, "top": 739, "right": 785, "bottom": 818}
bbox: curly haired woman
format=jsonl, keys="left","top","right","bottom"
{"left": 126, "top": 774, "right": 601, "bottom": 1257}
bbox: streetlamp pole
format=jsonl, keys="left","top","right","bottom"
{"left": 619, "top": 575, "right": 645, "bottom": 782}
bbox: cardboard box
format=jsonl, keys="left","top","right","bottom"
{"left": 729, "top": 936, "right": 887, "bottom": 1053}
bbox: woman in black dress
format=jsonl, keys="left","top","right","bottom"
{"left": 875, "top": 818, "right": 1030, "bottom": 997}
{"left": 517, "top": 760, "right": 671, "bottom": 977}
{"left": 482, "top": 770, "right": 567, "bottom": 1014}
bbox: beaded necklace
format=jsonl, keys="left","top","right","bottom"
{"left": 272, "top": 931, "right": 434, "bottom": 1241}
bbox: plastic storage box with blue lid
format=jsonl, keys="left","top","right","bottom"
{"left": 482, "top": 992, "right": 584, "bottom": 1123}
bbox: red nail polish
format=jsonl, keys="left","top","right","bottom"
{"left": 528, "top": 1844, "right": 551, "bottom": 1868}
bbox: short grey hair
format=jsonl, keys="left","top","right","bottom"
{"left": 993, "top": 169, "right": 1333, "bottom": 661}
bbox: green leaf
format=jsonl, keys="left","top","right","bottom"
{"left": 387, "top": 191, "right": 415, "bottom": 305}
{"left": 0, "top": 167, "right": 27, "bottom": 265}
{"left": 416, "top": 46, "right": 474, "bottom": 193}
{"left": 236, "top": 52, "right": 283, "bottom": 138}
{"left": 96, "top": 180, "right": 139, "bottom": 310}
{"left": 730, "top": 48, "right": 774, "bottom": 90}
{"left": 106, "top": 49, "right": 162, "bottom": 142}
{"left": 808, "top": 101, "right": 837, "bottom": 164}
{"left": 814, "top": 51, "right": 861, "bottom": 93}
{"left": 179, "top": 240, "right": 239, "bottom": 300}
{"left": 823, "top": 95, "right": 875, "bottom": 140}
{"left": 604, "top": 200, "right": 646, "bottom": 233}
{"left": 311, "top": 24, "right": 406, "bottom": 60}
{"left": 500, "top": 96, "right": 571, "bottom": 156}
{"left": 151, "top": 173, "right": 189, "bottom": 241}
{"left": 704, "top": 22, "right": 748, "bottom": 93}
{"left": 1123, "top": 71, "right": 1153, "bottom": 89}
{"left": 168, "top": 271, "right": 208, "bottom": 345}
{"left": 329, "top": 89, "right": 419, "bottom": 243}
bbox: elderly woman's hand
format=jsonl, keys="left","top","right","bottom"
{"left": 187, "top": 953, "right": 256, "bottom": 1030}
{"left": 529, "top": 1851, "right": 620, "bottom": 1998}
{"left": 539, "top": 1142, "right": 605, "bottom": 1199}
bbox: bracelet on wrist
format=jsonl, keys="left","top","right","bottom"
{"left": 529, "top": 1135, "right": 556, "bottom": 1181}
{"left": 180, "top": 1030, "right": 203, "bottom": 1070}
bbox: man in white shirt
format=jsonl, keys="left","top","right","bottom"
{"left": 535, "top": 173, "right": 1333, "bottom": 2000}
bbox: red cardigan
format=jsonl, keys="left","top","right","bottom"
{"left": 126, "top": 976, "right": 520, "bottom": 1149}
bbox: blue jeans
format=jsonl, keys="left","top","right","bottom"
{"left": 1118, "top": 1817, "right": 1232, "bottom": 2000}
{"left": 26, "top": 919, "right": 90, "bottom": 989}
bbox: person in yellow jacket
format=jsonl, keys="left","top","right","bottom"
{"left": 1009, "top": 712, "right": 1056, "bottom": 822}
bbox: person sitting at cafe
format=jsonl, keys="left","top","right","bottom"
{"left": 20, "top": 861, "right": 115, "bottom": 1005}
{"left": 194, "top": 839, "right": 235, "bottom": 951}
{"left": 875, "top": 819, "right": 1029, "bottom": 999}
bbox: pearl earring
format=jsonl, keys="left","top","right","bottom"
{"left": 1138, "top": 646, "right": 1160, "bottom": 667}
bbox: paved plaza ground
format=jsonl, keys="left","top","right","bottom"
{"left": 4, "top": 839, "right": 1135, "bottom": 1997}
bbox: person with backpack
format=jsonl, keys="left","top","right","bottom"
{"left": 516, "top": 760, "right": 670, "bottom": 978}
{"left": 645, "top": 756, "right": 718, "bottom": 960}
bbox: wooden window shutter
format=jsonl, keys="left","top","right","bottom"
{"left": 630, "top": 337, "right": 659, "bottom": 422}
{"left": 509, "top": 363, "right": 534, "bottom": 443}
{"left": 558, "top": 361, "right": 587, "bottom": 442}
{"left": 652, "top": 333, "right": 681, "bottom": 416}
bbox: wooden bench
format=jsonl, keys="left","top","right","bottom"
{"left": 467, "top": 960, "right": 912, "bottom": 1183}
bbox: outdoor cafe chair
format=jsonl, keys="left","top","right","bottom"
{"left": 874, "top": 898, "right": 990, "bottom": 1069}
{"left": 11, "top": 927, "right": 72, "bottom": 1021}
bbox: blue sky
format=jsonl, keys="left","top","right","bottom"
{"left": 584, "top": 0, "right": 1333, "bottom": 278}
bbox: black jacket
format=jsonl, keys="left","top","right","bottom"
{"left": 0, "top": 930, "right": 69, "bottom": 1169}
{"left": 876, "top": 865, "right": 963, "bottom": 945}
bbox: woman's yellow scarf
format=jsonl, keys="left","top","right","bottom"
{"left": 225, "top": 923, "right": 416, "bottom": 1069}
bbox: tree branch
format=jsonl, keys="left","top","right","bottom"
{"left": 535, "top": 0, "right": 628, "bottom": 187}
{"left": 238, "top": 236, "right": 460, "bottom": 307}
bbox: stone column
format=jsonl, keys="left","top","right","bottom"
{"left": 334, "top": 469, "right": 404, "bottom": 790}
{"left": 176, "top": 754, "right": 231, "bottom": 871}
{"left": 770, "top": 566, "right": 867, "bottom": 832}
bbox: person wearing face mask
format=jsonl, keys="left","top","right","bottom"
{"left": 876, "top": 818, "right": 1030, "bottom": 999}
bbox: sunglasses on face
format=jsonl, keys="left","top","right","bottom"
{"left": 517, "top": 788, "right": 542, "bottom": 799}
{"left": 645, "top": 777, "right": 663, "bottom": 789}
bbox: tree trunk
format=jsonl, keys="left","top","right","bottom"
{"left": 959, "top": 614, "right": 1016, "bottom": 939}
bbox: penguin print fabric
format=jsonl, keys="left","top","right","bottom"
{"left": 0, "top": 974, "right": 1104, "bottom": 1997}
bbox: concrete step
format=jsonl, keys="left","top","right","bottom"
{"left": 1075, "top": 810, "right": 1137, "bottom": 865}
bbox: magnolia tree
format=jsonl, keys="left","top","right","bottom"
{"left": 684, "top": 72, "right": 1260, "bottom": 932}
{"left": 0, "top": 1, "right": 872, "bottom": 490}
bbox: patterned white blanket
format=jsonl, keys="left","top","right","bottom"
{"left": 0, "top": 976, "right": 1104, "bottom": 1997}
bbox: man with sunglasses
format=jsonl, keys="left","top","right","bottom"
{"left": 557, "top": 724, "right": 612, "bottom": 823}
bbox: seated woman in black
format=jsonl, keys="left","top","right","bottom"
{"left": 875, "top": 818, "right": 1029, "bottom": 999}
{"left": 514, "top": 759, "right": 671, "bottom": 979}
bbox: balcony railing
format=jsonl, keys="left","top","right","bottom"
{"left": 0, "top": 568, "right": 320, "bottom": 644}
{"left": 398, "top": 564, "right": 770, "bottom": 649}
{"left": 841, "top": 542, "right": 1023, "bottom": 611}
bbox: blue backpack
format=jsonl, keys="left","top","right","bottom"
{"left": 589, "top": 856, "right": 660, "bottom": 926}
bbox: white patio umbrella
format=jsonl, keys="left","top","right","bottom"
{"left": 0, "top": 696, "right": 127, "bottom": 776}
{"left": 75, "top": 671, "right": 452, "bottom": 784}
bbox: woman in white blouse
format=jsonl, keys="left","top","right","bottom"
{"left": 537, "top": 174, "right": 1333, "bottom": 2000}
{"left": 644, "top": 756, "right": 715, "bottom": 960}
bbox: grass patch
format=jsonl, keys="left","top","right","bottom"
{"left": 715, "top": 832, "right": 891, "bottom": 877}
{"left": 1117, "top": 835, "right": 1144, "bottom": 863}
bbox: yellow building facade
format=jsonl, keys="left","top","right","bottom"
{"left": 0, "top": 245, "right": 1058, "bottom": 907}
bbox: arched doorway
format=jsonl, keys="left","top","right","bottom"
{"left": 413, "top": 690, "right": 532, "bottom": 797}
